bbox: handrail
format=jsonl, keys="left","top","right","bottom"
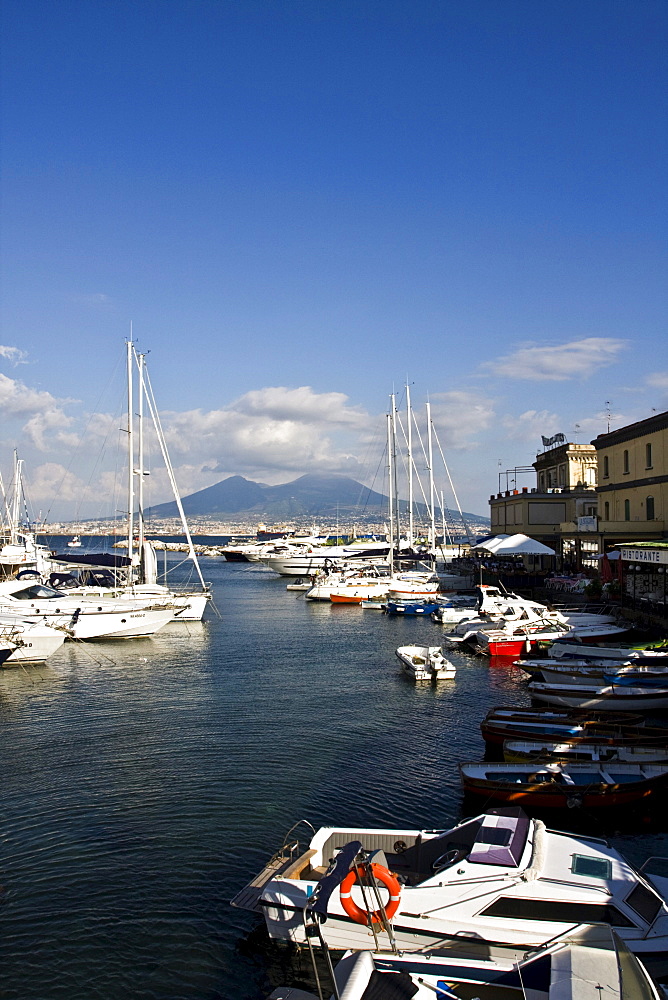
{"left": 639, "top": 855, "right": 668, "bottom": 873}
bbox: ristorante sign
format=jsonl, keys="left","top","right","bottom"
{"left": 620, "top": 547, "right": 668, "bottom": 565}
{"left": 541, "top": 433, "right": 565, "bottom": 448}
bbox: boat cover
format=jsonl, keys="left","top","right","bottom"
{"left": 469, "top": 811, "right": 529, "bottom": 868}
{"left": 307, "top": 840, "right": 362, "bottom": 920}
{"left": 52, "top": 552, "right": 133, "bottom": 568}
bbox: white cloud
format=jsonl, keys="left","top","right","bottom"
{"left": 27, "top": 463, "right": 86, "bottom": 503}
{"left": 481, "top": 337, "right": 627, "bottom": 381}
{"left": 0, "top": 346, "right": 28, "bottom": 365}
{"left": 145, "top": 386, "right": 372, "bottom": 489}
{"left": 426, "top": 390, "right": 496, "bottom": 449}
{"left": 0, "top": 373, "right": 76, "bottom": 449}
{"left": 232, "top": 385, "right": 367, "bottom": 426}
{"left": 502, "top": 410, "right": 561, "bottom": 442}
{"left": 646, "top": 372, "right": 668, "bottom": 393}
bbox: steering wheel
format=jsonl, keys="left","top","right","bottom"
{"left": 432, "top": 848, "right": 465, "bottom": 872}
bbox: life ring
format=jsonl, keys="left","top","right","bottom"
{"left": 339, "top": 863, "right": 401, "bottom": 925}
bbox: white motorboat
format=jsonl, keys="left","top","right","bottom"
{"left": 305, "top": 564, "right": 390, "bottom": 601}
{"left": 329, "top": 581, "right": 390, "bottom": 604}
{"left": 0, "top": 578, "right": 175, "bottom": 640}
{"left": 444, "top": 601, "right": 629, "bottom": 656}
{"left": 430, "top": 593, "right": 480, "bottom": 623}
{"left": 528, "top": 679, "right": 668, "bottom": 711}
{"left": 55, "top": 578, "right": 210, "bottom": 622}
{"left": 67, "top": 535, "right": 82, "bottom": 547}
{"left": 440, "top": 585, "right": 622, "bottom": 629}
{"left": 232, "top": 807, "right": 668, "bottom": 967}
{"left": 395, "top": 645, "right": 456, "bottom": 681}
{"left": 263, "top": 544, "right": 385, "bottom": 577}
{"left": 386, "top": 570, "right": 440, "bottom": 599}
{"left": 267, "top": 926, "right": 661, "bottom": 1000}
{"left": 0, "top": 615, "right": 67, "bottom": 664}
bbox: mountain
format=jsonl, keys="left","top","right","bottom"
{"left": 143, "top": 473, "right": 489, "bottom": 527}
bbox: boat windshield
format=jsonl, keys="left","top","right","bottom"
{"left": 11, "top": 585, "right": 65, "bottom": 599}
{"left": 616, "top": 933, "right": 657, "bottom": 999}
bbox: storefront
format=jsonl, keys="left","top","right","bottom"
{"left": 619, "top": 543, "right": 668, "bottom": 622}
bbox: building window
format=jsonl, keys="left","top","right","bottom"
{"left": 623, "top": 449, "right": 629, "bottom": 474}
{"left": 604, "top": 501, "right": 609, "bottom": 520}
{"left": 647, "top": 496, "right": 655, "bottom": 520}
{"left": 624, "top": 499, "right": 630, "bottom": 521}
{"left": 646, "top": 443, "right": 653, "bottom": 468}
{"left": 603, "top": 455, "right": 609, "bottom": 478}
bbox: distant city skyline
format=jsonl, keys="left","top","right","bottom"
{"left": 1, "top": 1, "right": 666, "bottom": 521}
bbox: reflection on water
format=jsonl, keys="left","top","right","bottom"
{"left": 0, "top": 559, "right": 666, "bottom": 1000}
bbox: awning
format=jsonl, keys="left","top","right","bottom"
{"left": 473, "top": 533, "right": 555, "bottom": 556}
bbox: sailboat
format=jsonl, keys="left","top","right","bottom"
{"left": 0, "top": 452, "right": 54, "bottom": 580}
{"left": 52, "top": 343, "right": 212, "bottom": 621}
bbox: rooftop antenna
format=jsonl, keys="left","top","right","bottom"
{"left": 574, "top": 423, "right": 580, "bottom": 443}
{"left": 605, "top": 401, "right": 611, "bottom": 433}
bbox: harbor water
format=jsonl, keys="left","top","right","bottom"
{"left": 2, "top": 554, "right": 668, "bottom": 999}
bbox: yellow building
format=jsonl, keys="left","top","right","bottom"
{"left": 592, "top": 410, "right": 667, "bottom": 543}
{"left": 489, "top": 441, "right": 598, "bottom": 570}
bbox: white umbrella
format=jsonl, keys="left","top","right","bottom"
{"left": 475, "top": 533, "right": 555, "bottom": 556}
{"left": 471, "top": 534, "right": 510, "bottom": 553}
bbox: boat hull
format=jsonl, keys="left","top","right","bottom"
{"left": 528, "top": 682, "right": 668, "bottom": 711}
{"left": 460, "top": 773, "right": 667, "bottom": 809}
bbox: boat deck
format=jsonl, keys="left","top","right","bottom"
{"left": 230, "top": 848, "right": 319, "bottom": 912}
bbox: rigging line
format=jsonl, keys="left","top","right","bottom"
{"left": 139, "top": 359, "right": 206, "bottom": 591}
{"left": 431, "top": 425, "right": 473, "bottom": 544}
{"left": 407, "top": 411, "right": 436, "bottom": 530}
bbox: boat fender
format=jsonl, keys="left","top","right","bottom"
{"left": 339, "top": 863, "right": 401, "bottom": 925}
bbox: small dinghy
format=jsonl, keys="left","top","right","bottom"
{"left": 503, "top": 739, "right": 668, "bottom": 766}
{"left": 386, "top": 598, "right": 442, "bottom": 615}
{"left": 460, "top": 759, "right": 668, "bottom": 809}
{"left": 528, "top": 679, "right": 668, "bottom": 711}
{"left": 479, "top": 705, "right": 668, "bottom": 748}
{"left": 395, "top": 645, "right": 456, "bottom": 682}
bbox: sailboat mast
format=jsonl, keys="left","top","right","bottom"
{"left": 137, "top": 350, "right": 146, "bottom": 557}
{"left": 426, "top": 400, "right": 435, "bottom": 552}
{"left": 126, "top": 339, "right": 134, "bottom": 564}
{"left": 11, "top": 452, "right": 22, "bottom": 544}
{"left": 387, "top": 410, "right": 394, "bottom": 574}
{"left": 406, "top": 384, "right": 413, "bottom": 548}
{"left": 390, "top": 393, "right": 401, "bottom": 553}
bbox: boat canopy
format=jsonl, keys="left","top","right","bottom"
{"left": 52, "top": 552, "right": 132, "bottom": 569}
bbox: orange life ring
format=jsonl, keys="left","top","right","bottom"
{"left": 339, "top": 863, "right": 401, "bottom": 925}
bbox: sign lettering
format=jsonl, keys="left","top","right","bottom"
{"left": 541, "top": 433, "right": 566, "bottom": 448}
{"left": 620, "top": 547, "right": 668, "bottom": 564}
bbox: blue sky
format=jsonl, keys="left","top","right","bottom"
{"left": 1, "top": 0, "right": 666, "bottom": 521}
